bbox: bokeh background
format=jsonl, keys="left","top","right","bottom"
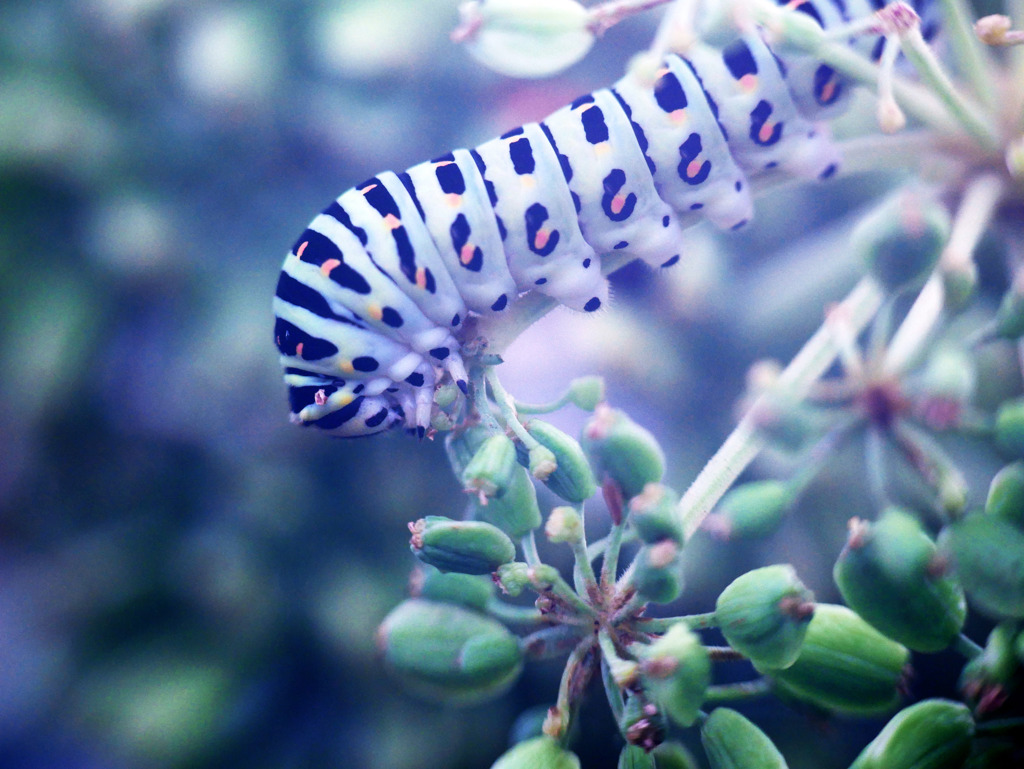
{"left": 0, "top": 0, "right": 1017, "bottom": 767}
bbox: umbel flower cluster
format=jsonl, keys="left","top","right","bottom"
{"left": 358, "top": 0, "right": 1024, "bottom": 767}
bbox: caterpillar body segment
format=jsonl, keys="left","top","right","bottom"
{"left": 275, "top": 0, "right": 929, "bottom": 437}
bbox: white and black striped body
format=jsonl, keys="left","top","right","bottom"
{"left": 274, "top": 0, "right": 935, "bottom": 437}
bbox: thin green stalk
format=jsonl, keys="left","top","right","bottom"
{"left": 600, "top": 521, "right": 626, "bottom": 588}
{"left": 522, "top": 531, "right": 542, "bottom": 567}
{"left": 570, "top": 507, "right": 599, "bottom": 595}
{"left": 486, "top": 599, "right": 551, "bottom": 628}
{"left": 485, "top": 368, "right": 539, "bottom": 449}
{"left": 677, "top": 278, "right": 885, "bottom": 540}
{"left": 954, "top": 631, "right": 983, "bottom": 659}
{"left": 935, "top": 0, "right": 999, "bottom": 110}
{"left": 703, "top": 679, "right": 772, "bottom": 703}
{"left": 598, "top": 628, "right": 640, "bottom": 689}
{"left": 544, "top": 636, "right": 597, "bottom": 743}
{"left": 633, "top": 612, "right": 717, "bottom": 633}
{"left": 900, "top": 27, "right": 1001, "bottom": 151}
{"left": 600, "top": 656, "right": 626, "bottom": 726}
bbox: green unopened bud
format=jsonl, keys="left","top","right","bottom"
{"left": 629, "top": 483, "right": 683, "bottom": 544}
{"left": 701, "top": 708, "right": 788, "bottom": 769}
{"left": 496, "top": 562, "right": 561, "bottom": 597}
{"left": 618, "top": 745, "right": 656, "bottom": 769}
{"left": 941, "top": 260, "right": 977, "bottom": 312}
{"left": 457, "top": 0, "right": 595, "bottom": 79}
{"left": 619, "top": 692, "right": 666, "bottom": 753}
{"left": 473, "top": 465, "right": 543, "bottom": 539}
{"left": 650, "top": 742, "right": 700, "bottom": 769}
{"left": 431, "top": 410, "right": 456, "bottom": 433}
{"left": 939, "top": 514, "right": 1024, "bottom": 619}
{"left": 581, "top": 405, "right": 665, "bottom": 499}
{"left": 528, "top": 444, "right": 558, "bottom": 481}
{"left": 702, "top": 480, "right": 793, "bottom": 541}
{"left": 994, "top": 278, "right": 1024, "bottom": 340}
{"left": 525, "top": 419, "right": 597, "bottom": 502}
{"left": 633, "top": 539, "right": 684, "bottom": 605}
{"left": 986, "top": 461, "right": 1024, "bottom": 528}
{"left": 490, "top": 736, "right": 580, "bottom": 769}
{"left": 960, "top": 621, "right": 1018, "bottom": 711}
{"left": 715, "top": 564, "right": 815, "bottom": 671}
{"left": 415, "top": 568, "right": 494, "bottom": 612}
{"left": 463, "top": 434, "right": 518, "bottom": 500}
{"left": 769, "top": 604, "right": 909, "bottom": 716}
{"left": 994, "top": 397, "right": 1024, "bottom": 458}
{"left": 636, "top": 624, "right": 710, "bottom": 727}
{"left": 834, "top": 509, "right": 966, "bottom": 652}
{"left": 434, "top": 382, "right": 461, "bottom": 411}
{"left": 915, "top": 344, "right": 975, "bottom": 407}
{"left": 567, "top": 376, "right": 605, "bottom": 410}
{"left": 545, "top": 506, "right": 583, "bottom": 544}
{"left": 378, "top": 599, "right": 523, "bottom": 703}
{"left": 853, "top": 189, "right": 950, "bottom": 292}
{"left": 848, "top": 699, "right": 974, "bottom": 769}
{"left": 446, "top": 425, "right": 491, "bottom": 477}
{"left": 410, "top": 516, "right": 515, "bottom": 575}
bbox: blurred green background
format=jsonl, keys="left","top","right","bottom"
{"left": 0, "top": 1, "right": 1017, "bottom": 768}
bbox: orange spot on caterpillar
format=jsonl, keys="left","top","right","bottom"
{"left": 610, "top": 195, "right": 626, "bottom": 215}
{"left": 521, "top": 175, "right": 536, "bottom": 189}
{"left": 320, "top": 258, "right": 340, "bottom": 277}
{"left": 445, "top": 193, "right": 462, "bottom": 207}
{"left": 686, "top": 159, "right": 703, "bottom": 179}
{"left": 314, "top": 389, "right": 328, "bottom": 406}
{"left": 534, "top": 229, "right": 550, "bottom": 250}
{"left": 758, "top": 120, "right": 776, "bottom": 143}
{"left": 738, "top": 74, "right": 758, "bottom": 92}
{"left": 655, "top": 67, "right": 669, "bottom": 78}
{"left": 460, "top": 244, "right": 476, "bottom": 265}
{"left": 295, "top": 342, "right": 304, "bottom": 357}
{"left": 669, "top": 109, "right": 687, "bottom": 125}
{"left": 415, "top": 267, "right": 428, "bottom": 289}
{"left": 296, "top": 241, "right": 308, "bottom": 258}
{"left": 339, "top": 359, "right": 355, "bottom": 374}
{"left": 368, "top": 304, "right": 383, "bottom": 321}
{"left": 820, "top": 79, "right": 837, "bottom": 103}
{"left": 383, "top": 213, "right": 401, "bottom": 230}
{"left": 361, "top": 183, "right": 378, "bottom": 195}
{"left": 595, "top": 143, "right": 611, "bottom": 156}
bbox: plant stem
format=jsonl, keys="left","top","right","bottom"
{"left": 703, "top": 678, "right": 772, "bottom": 703}
{"left": 633, "top": 612, "right": 718, "bottom": 633}
{"left": 522, "top": 531, "right": 542, "bottom": 567}
{"left": 954, "top": 631, "right": 983, "bottom": 659}
{"left": 544, "top": 636, "right": 597, "bottom": 743}
{"left": 486, "top": 599, "right": 551, "bottom": 628}
{"left": 600, "top": 656, "right": 626, "bottom": 725}
{"left": 571, "top": 507, "right": 599, "bottom": 595}
{"left": 677, "top": 278, "right": 885, "bottom": 540}
{"left": 935, "top": 0, "right": 999, "bottom": 110}
{"left": 600, "top": 521, "right": 626, "bottom": 588}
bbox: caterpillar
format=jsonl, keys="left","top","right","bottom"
{"left": 274, "top": 0, "right": 936, "bottom": 437}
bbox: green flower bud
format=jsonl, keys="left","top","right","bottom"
{"left": 636, "top": 624, "right": 710, "bottom": 727}
{"left": 378, "top": 599, "right": 523, "bottom": 703}
{"left": 715, "top": 564, "right": 814, "bottom": 671}
{"left": 415, "top": 568, "right": 494, "bottom": 612}
{"left": 545, "top": 506, "right": 583, "bottom": 544}
{"left": 567, "top": 376, "right": 605, "bottom": 410}
{"left": 960, "top": 622, "right": 1018, "bottom": 711}
{"left": 523, "top": 419, "right": 597, "bottom": 503}
{"left": 702, "top": 481, "right": 793, "bottom": 541}
{"left": 852, "top": 189, "right": 950, "bottom": 292}
{"left": 994, "top": 279, "right": 1024, "bottom": 340}
{"left": 473, "top": 465, "right": 543, "bottom": 539}
{"left": 848, "top": 699, "right": 974, "bottom": 769}
{"left": 941, "top": 260, "right": 977, "bottom": 313}
{"left": 650, "top": 742, "right": 700, "bottom": 769}
{"left": 700, "top": 708, "right": 788, "bottom": 769}
{"left": 410, "top": 516, "right": 515, "bottom": 575}
{"left": 581, "top": 405, "right": 665, "bottom": 499}
{"left": 768, "top": 604, "right": 909, "bottom": 716}
{"left": 618, "top": 745, "right": 656, "bottom": 769}
{"left": 490, "top": 736, "right": 580, "bottom": 769}
{"left": 633, "top": 540, "right": 684, "bottom": 605}
{"left": 940, "top": 514, "right": 1024, "bottom": 619}
{"left": 994, "top": 397, "right": 1024, "bottom": 458}
{"left": 434, "top": 383, "right": 461, "bottom": 411}
{"left": 915, "top": 345, "right": 975, "bottom": 410}
{"left": 629, "top": 483, "right": 684, "bottom": 544}
{"left": 463, "top": 434, "right": 519, "bottom": 500}
{"left": 458, "top": 0, "right": 595, "bottom": 79}
{"left": 446, "top": 425, "right": 491, "bottom": 477}
{"left": 985, "top": 461, "right": 1024, "bottom": 529}
{"left": 620, "top": 691, "right": 666, "bottom": 752}
{"left": 496, "top": 562, "right": 561, "bottom": 597}
{"left": 528, "top": 444, "right": 559, "bottom": 481}
{"left": 834, "top": 509, "right": 966, "bottom": 652}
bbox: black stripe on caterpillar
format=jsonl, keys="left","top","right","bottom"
{"left": 273, "top": 0, "right": 934, "bottom": 437}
